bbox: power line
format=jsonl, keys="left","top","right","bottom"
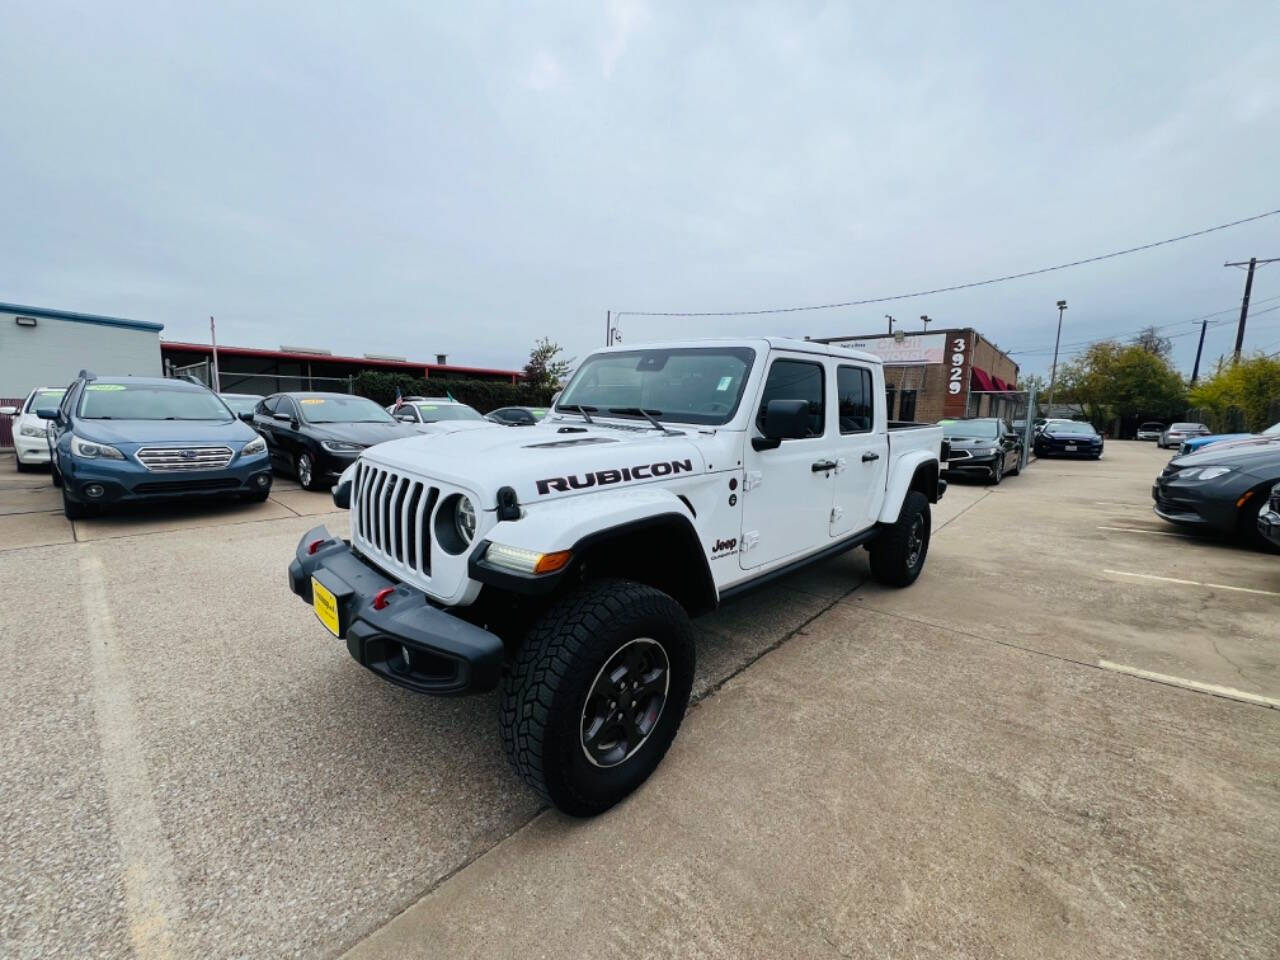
{"left": 1046, "top": 304, "right": 1280, "bottom": 362}
{"left": 614, "top": 207, "right": 1280, "bottom": 318}
{"left": 1007, "top": 295, "right": 1280, "bottom": 357}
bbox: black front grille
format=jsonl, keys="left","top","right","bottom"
{"left": 134, "top": 478, "right": 242, "bottom": 494}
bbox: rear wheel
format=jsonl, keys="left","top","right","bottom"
{"left": 500, "top": 579, "right": 695, "bottom": 817}
{"left": 1007, "top": 453, "right": 1021, "bottom": 476}
{"left": 869, "top": 491, "right": 931, "bottom": 587}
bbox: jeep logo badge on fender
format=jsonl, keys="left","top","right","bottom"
{"left": 536, "top": 459, "right": 694, "bottom": 495}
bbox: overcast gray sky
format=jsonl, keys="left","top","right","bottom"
{"left": 2, "top": 1, "right": 1278, "bottom": 378}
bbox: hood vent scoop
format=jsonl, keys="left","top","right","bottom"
{"left": 525, "top": 437, "right": 618, "bottom": 449}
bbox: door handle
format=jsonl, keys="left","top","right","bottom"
{"left": 811, "top": 459, "right": 837, "bottom": 473}
{"left": 861, "top": 451, "right": 880, "bottom": 462}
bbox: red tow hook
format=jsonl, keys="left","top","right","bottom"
{"left": 307, "top": 537, "right": 328, "bottom": 555}
{"left": 372, "top": 587, "right": 395, "bottom": 610}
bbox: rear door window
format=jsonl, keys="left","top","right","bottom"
{"left": 836, "top": 366, "right": 874, "bottom": 434}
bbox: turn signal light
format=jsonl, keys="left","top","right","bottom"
{"left": 533, "top": 550, "right": 573, "bottom": 575}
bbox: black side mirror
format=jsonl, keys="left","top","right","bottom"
{"left": 238, "top": 411, "right": 254, "bottom": 423}
{"left": 272, "top": 412, "right": 295, "bottom": 426}
{"left": 36, "top": 406, "right": 59, "bottom": 421}
{"left": 753, "top": 399, "right": 811, "bottom": 450}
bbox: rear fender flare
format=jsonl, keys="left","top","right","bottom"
{"left": 879, "top": 451, "right": 940, "bottom": 523}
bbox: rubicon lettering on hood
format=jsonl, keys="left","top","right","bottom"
{"left": 536, "top": 459, "right": 694, "bottom": 495}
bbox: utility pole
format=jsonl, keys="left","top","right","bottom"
{"left": 209, "top": 315, "right": 221, "bottom": 391}
{"left": 1047, "top": 299, "right": 1067, "bottom": 411}
{"left": 920, "top": 314, "right": 931, "bottom": 332}
{"left": 605, "top": 310, "right": 611, "bottom": 346}
{"left": 1190, "top": 318, "right": 1209, "bottom": 385}
{"left": 1225, "top": 257, "right": 1279, "bottom": 362}
{"left": 885, "top": 314, "right": 894, "bottom": 334}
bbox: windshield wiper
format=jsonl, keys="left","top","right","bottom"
{"left": 559, "top": 403, "right": 596, "bottom": 424}
{"left": 608, "top": 407, "right": 678, "bottom": 435}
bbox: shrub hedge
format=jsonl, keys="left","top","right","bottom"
{"left": 352, "top": 371, "right": 556, "bottom": 413}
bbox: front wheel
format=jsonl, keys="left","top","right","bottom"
{"left": 869, "top": 490, "right": 931, "bottom": 587}
{"left": 296, "top": 452, "right": 320, "bottom": 491}
{"left": 500, "top": 579, "right": 695, "bottom": 817}
{"left": 989, "top": 457, "right": 1004, "bottom": 485}
{"left": 62, "top": 487, "right": 92, "bottom": 520}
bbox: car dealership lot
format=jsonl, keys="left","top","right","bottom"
{"left": 2, "top": 443, "right": 1277, "bottom": 959}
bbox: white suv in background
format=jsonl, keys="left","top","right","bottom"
{"left": 1, "top": 386, "right": 65, "bottom": 471}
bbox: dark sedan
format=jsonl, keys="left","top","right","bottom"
{"left": 1034, "top": 420, "right": 1103, "bottom": 459}
{"left": 1258, "top": 483, "right": 1280, "bottom": 550}
{"left": 1152, "top": 437, "right": 1280, "bottom": 551}
{"left": 940, "top": 418, "right": 1022, "bottom": 484}
{"left": 253, "top": 393, "right": 418, "bottom": 490}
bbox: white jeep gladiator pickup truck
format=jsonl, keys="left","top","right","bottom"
{"left": 289, "top": 338, "right": 945, "bottom": 815}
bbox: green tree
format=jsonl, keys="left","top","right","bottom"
{"left": 1188, "top": 354, "right": 1280, "bottom": 432}
{"left": 1056, "top": 341, "right": 1186, "bottom": 431}
{"left": 523, "top": 338, "right": 572, "bottom": 389}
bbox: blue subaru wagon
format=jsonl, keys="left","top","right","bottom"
{"left": 39, "top": 372, "right": 272, "bottom": 518}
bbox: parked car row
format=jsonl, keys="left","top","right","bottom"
{"left": 5, "top": 374, "right": 564, "bottom": 516}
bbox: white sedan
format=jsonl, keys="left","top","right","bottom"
{"left": 385, "top": 398, "right": 495, "bottom": 436}
{"left": 1, "top": 386, "right": 64, "bottom": 471}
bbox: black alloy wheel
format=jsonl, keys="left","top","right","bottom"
{"left": 296, "top": 452, "right": 318, "bottom": 490}
{"left": 580, "top": 638, "right": 670, "bottom": 768}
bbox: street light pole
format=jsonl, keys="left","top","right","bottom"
{"left": 885, "top": 314, "right": 894, "bottom": 335}
{"left": 920, "top": 314, "right": 931, "bottom": 332}
{"left": 1047, "top": 299, "right": 1067, "bottom": 411}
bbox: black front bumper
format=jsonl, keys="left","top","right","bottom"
{"left": 288, "top": 525, "right": 504, "bottom": 696}
{"left": 944, "top": 453, "right": 999, "bottom": 476}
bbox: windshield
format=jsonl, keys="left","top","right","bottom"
{"left": 1171, "top": 423, "right": 1203, "bottom": 431}
{"left": 298, "top": 395, "right": 394, "bottom": 424}
{"left": 413, "top": 403, "right": 483, "bottom": 422}
{"left": 78, "top": 383, "right": 232, "bottom": 420}
{"left": 941, "top": 420, "right": 999, "bottom": 440}
{"left": 25, "top": 388, "right": 65, "bottom": 412}
{"left": 557, "top": 347, "right": 756, "bottom": 425}
{"left": 1263, "top": 423, "right": 1280, "bottom": 436}
{"left": 220, "top": 395, "right": 259, "bottom": 415}
{"left": 1047, "top": 421, "right": 1095, "bottom": 436}
{"left": 1140, "top": 422, "right": 1163, "bottom": 430}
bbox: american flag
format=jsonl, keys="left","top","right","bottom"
{"left": 394, "top": 386, "right": 404, "bottom": 411}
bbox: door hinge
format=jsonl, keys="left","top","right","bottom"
{"left": 830, "top": 506, "right": 844, "bottom": 524}
{"left": 743, "top": 470, "right": 763, "bottom": 491}
{"left": 740, "top": 531, "right": 760, "bottom": 553}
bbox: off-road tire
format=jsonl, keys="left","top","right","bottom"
{"left": 500, "top": 579, "right": 695, "bottom": 817}
{"left": 869, "top": 490, "right": 931, "bottom": 588}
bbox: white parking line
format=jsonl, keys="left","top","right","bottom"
{"left": 1103, "top": 568, "right": 1280, "bottom": 597}
{"left": 1097, "top": 525, "right": 1189, "bottom": 538}
{"left": 1098, "top": 660, "right": 1279, "bottom": 710}
{"left": 81, "top": 551, "right": 182, "bottom": 958}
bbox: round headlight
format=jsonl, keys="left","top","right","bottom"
{"left": 454, "top": 496, "right": 476, "bottom": 544}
